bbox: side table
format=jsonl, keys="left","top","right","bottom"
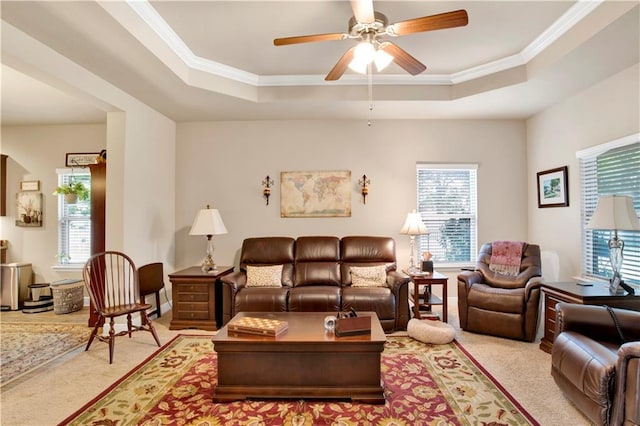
{"left": 539, "top": 281, "right": 640, "bottom": 353}
{"left": 168, "top": 266, "right": 233, "bottom": 331}
{"left": 405, "top": 271, "right": 448, "bottom": 323}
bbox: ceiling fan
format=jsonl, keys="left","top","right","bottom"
{"left": 273, "top": 0, "right": 469, "bottom": 81}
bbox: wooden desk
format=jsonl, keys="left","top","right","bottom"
{"left": 539, "top": 281, "right": 640, "bottom": 353}
{"left": 168, "top": 266, "right": 233, "bottom": 331}
{"left": 405, "top": 271, "right": 448, "bottom": 322}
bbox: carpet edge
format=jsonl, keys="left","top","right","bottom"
{"left": 57, "top": 333, "right": 193, "bottom": 426}
{"left": 453, "top": 339, "right": 541, "bottom": 426}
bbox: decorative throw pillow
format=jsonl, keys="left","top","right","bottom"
{"left": 246, "top": 265, "right": 283, "bottom": 287}
{"left": 350, "top": 265, "right": 388, "bottom": 287}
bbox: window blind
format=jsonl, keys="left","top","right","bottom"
{"left": 579, "top": 139, "right": 640, "bottom": 285}
{"left": 416, "top": 164, "right": 478, "bottom": 266}
{"left": 56, "top": 171, "right": 92, "bottom": 265}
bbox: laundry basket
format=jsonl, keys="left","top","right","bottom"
{"left": 50, "top": 279, "right": 84, "bottom": 314}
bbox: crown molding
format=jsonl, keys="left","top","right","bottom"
{"left": 125, "top": 0, "right": 601, "bottom": 88}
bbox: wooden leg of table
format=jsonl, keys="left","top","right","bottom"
{"left": 413, "top": 282, "right": 420, "bottom": 318}
{"left": 442, "top": 283, "right": 448, "bottom": 323}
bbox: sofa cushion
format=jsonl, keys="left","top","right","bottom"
{"left": 342, "top": 286, "right": 395, "bottom": 320}
{"left": 294, "top": 236, "right": 341, "bottom": 287}
{"left": 235, "top": 287, "right": 289, "bottom": 313}
{"left": 288, "top": 286, "right": 341, "bottom": 312}
{"left": 340, "top": 236, "right": 396, "bottom": 286}
{"left": 246, "top": 265, "right": 283, "bottom": 287}
{"left": 240, "top": 237, "right": 295, "bottom": 287}
{"left": 350, "top": 265, "right": 387, "bottom": 287}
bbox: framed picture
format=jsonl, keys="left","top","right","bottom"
{"left": 19, "top": 180, "right": 40, "bottom": 191}
{"left": 537, "top": 166, "right": 569, "bottom": 208}
{"left": 280, "top": 170, "right": 351, "bottom": 217}
{"left": 16, "top": 192, "right": 43, "bottom": 227}
{"left": 66, "top": 152, "right": 98, "bottom": 167}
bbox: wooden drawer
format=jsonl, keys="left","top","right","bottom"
{"left": 175, "top": 302, "right": 210, "bottom": 320}
{"left": 544, "top": 294, "right": 564, "bottom": 342}
{"left": 176, "top": 283, "right": 209, "bottom": 294}
{"left": 176, "top": 292, "right": 209, "bottom": 303}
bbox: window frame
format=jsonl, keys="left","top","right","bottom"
{"left": 415, "top": 163, "right": 478, "bottom": 268}
{"left": 55, "top": 169, "right": 92, "bottom": 266}
{"left": 577, "top": 133, "right": 640, "bottom": 285}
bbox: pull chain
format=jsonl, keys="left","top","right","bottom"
{"left": 367, "top": 63, "right": 373, "bottom": 127}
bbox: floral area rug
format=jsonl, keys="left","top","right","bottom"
{"left": 0, "top": 322, "right": 91, "bottom": 386}
{"left": 60, "top": 335, "right": 538, "bottom": 425}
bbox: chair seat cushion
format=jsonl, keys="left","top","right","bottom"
{"left": 407, "top": 319, "right": 456, "bottom": 344}
{"left": 467, "top": 284, "right": 525, "bottom": 314}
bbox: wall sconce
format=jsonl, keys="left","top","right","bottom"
{"left": 262, "top": 175, "right": 274, "bottom": 205}
{"left": 358, "top": 174, "right": 370, "bottom": 204}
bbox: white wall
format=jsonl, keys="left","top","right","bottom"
{"left": 174, "top": 119, "right": 529, "bottom": 288}
{"left": 1, "top": 124, "right": 105, "bottom": 283}
{"left": 527, "top": 63, "right": 640, "bottom": 281}
{"left": 1, "top": 23, "right": 177, "bottom": 298}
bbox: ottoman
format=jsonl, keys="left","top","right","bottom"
{"left": 407, "top": 318, "right": 456, "bottom": 344}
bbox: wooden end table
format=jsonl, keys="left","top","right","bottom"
{"left": 168, "top": 265, "right": 233, "bottom": 331}
{"left": 212, "top": 311, "right": 386, "bottom": 404}
{"left": 405, "top": 270, "right": 448, "bottom": 322}
{"left": 539, "top": 281, "right": 640, "bottom": 353}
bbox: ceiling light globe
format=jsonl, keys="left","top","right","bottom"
{"left": 354, "top": 41, "right": 375, "bottom": 64}
{"left": 374, "top": 49, "right": 393, "bottom": 71}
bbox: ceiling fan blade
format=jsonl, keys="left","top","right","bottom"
{"left": 380, "top": 42, "right": 426, "bottom": 75}
{"left": 389, "top": 10, "right": 469, "bottom": 36}
{"left": 350, "top": 0, "right": 375, "bottom": 24}
{"left": 325, "top": 47, "right": 356, "bottom": 81}
{"left": 274, "top": 33, "right": 346, "bottom": 46}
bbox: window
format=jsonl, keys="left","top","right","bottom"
{"left": 416, "top": 164, "right": 478, "bottom": 267}
{"left": 578, "top": 137, "right": 640, "bottom": 285}
{"left": 56, "top": 171, "right": 91, "bottom": 265}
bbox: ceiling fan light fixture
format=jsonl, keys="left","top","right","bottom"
{"left": 349, "top": 41, "right": 376, "bottom": 74}
{"left": 374, "top": 48, "right": 393, "bottom": 71}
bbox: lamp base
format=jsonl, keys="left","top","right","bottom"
{"left": 201, "top": 255, "right": 218, "bottom": 273}
{"left": 609, "top": 275, "right": 625, "bottom": 295}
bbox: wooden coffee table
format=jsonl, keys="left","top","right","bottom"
{"left": 212, "top": 311, "right": 386, "bottom": 404}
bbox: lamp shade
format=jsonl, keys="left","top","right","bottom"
{"left": 189, "top": 206, "right": 228, "bottom": 236}
{"left": 586, "top": 195, "right": 640, "bottom": 231}
{"left": 400, "top": 210, "right": 428, "bottom": 235}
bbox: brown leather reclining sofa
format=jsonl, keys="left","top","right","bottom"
{"left": 551, "top": 303, "right": 640, "bottom": 426}
{"left": 219, "top": 236, "right": 411, "bottom": 332}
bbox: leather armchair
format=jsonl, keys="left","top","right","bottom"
{"left": 457, "top": 242, "right": 542, "bottom": 342}
{"left": 551, "top": 303, "right": 640, "bottom": 426}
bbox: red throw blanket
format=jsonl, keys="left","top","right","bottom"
{"left": 489, "top": 241, "right": 524, "bottom": 276}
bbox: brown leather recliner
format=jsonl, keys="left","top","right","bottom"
{"left": 551, "top": 303, "right": 640, "bottom": 426}
{"left": 457, "top": 242, "right": 542, "bottom": 342}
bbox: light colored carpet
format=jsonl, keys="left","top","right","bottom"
{"left": 0, "top": 300, "right": 592, "bottom": 425}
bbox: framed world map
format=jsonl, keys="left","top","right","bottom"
{"left": 280, "top": 170, "right": 351, "bottom": 217}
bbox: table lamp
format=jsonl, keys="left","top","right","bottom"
{"left": 189, "top": 205, "right": 228, "bottom": 272}
{"left": 400, "top": 209, "right": 428, "bottom": 273}
{"left": 586, "top": 195, "right": 640, "bottom": 294}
